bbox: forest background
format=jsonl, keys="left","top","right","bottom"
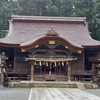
{"left": 0, "top": 0, "right": 100, "bottom": 40}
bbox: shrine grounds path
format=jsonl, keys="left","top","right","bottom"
{"left": 0, "top": 87, "right": 100, "bottom": 100}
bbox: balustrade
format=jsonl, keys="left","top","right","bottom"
{"left": 71, "top": 69, "right": 93, "bottom": 75}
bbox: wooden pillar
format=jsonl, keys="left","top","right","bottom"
{"left": 58, "top": 62, "right": 61, "bottom": 75}
{"left": 55, "top": 65, "right": 56, "bottom": 74}
{"left": 40, "top": 65, "right": 42, "bottom": 75}
{"left": 82, "top": 51, "right": 85, "bottom": 72}
{"left": 30, "top": 60, "right": 34, "bottom": 81}
{"left": 67, "top": 61, "right": 71, "bottom": 82}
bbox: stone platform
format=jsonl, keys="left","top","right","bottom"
{"left": 8, "top": 81, "right": 95, "bottom": 89}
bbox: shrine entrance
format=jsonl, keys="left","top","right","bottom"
{"left": 22, "top": 29, "right": 83, "bottom": 81}
{"left": 25, "top": 41, "right": 78, "bottom": 81}
{"left": 34, "top": 61, "right": 67, "bottom": 81}
{"left": 34, "top": 62, "right": 67, "bottom": 75}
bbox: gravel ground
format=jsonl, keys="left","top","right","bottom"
{"left": 0, "top": 87, "right": 31, "bottom": 100}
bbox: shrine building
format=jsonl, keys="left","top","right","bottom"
{"left": 0, "top": 15, "right": 100, "bottom": 81}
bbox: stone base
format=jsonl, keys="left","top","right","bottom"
{"left": 8, "top": 81, "right": 94, "bottom": 89}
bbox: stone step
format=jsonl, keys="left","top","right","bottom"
{"left": 9, "top": 83, "right": 77, "bottom": 88}
{"left": 8, "top": 81, "right": 94, "bottom": 89}
{"left": 76, "top": 83, "right": 85, "bottom": 89}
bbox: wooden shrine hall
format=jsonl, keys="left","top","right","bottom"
{"left": 0, "top": 15, "right": 100, "bottom": 81}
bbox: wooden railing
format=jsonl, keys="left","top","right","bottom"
{"left": 34, "top": 74, "right": 68, "bottom": 81}
{"left": 57, "top": 75, "right": 68, "bottom": 81}
{"left": 7, "top": 68, "right": 30, "bottom": 74}
{"left": 6, "top": 68, "right": 13, "bottom": 72}
{"left": 71, "top": 69, "right": 93, "bottom": 75}
{"left": 34, "top": 75, "right": 44, "bottom": 81}
{"left": 7, "top": 68, "right": 94, "bottom": 81}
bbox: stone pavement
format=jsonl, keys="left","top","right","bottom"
{"left": 0, "top": 87, "right": 100, "bottom": 100}
{"left": 0, "top": 88, "right": 30, "bottom": 100}
{"left": 84, "top": 89, "right": 100, "bottom": 97}
{"left": 28, "top": 88, "right": 100, "bottom": 100}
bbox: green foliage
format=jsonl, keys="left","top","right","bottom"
{"left": 0, "top": 30, "right": 8, "bottom": 38}
{"left": 91, "top": 0, "right": 100, "bottom": 40}
{"left": 60, "top": 0, "right": 73, "bottom": 17}
{"left": 0, "top": 0, "right": 23, "bottom": 31}
{"left": 47, "top": 5, "right": 59, "bottom": 16}
{"left": 74, "top": 0, "right": 100, "bottom": 40}
{"left": 0, "top": 0, "right": 100, "bottom": 40}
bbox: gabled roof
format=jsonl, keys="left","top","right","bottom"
{"left": 0, "top": 15, "right": 100, "bottom": 49}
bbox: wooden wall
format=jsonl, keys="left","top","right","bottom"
{"left": 14, "top": 48, "right": 31, "bottom": 75}
{"left": 71, "top": 58, "right": 84, "bottom": 74}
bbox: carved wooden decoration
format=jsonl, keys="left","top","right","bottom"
{"left": 46, "top": 28, "right": 59, "bottom": 36}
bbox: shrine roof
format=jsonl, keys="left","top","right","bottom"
{"left": 0, "top": 15, "right": 100, "bottom": 48}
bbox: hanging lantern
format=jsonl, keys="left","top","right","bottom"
{"left": 40, "top": 61, "right": 42, "bottom": 66}
{"left": 34, "top": 61, "right": 36, "bottom": 65}
{"left": 62, "top": 62, "right": 64, "bottom": 66}
{"left": 55, "top": 62, "right": 56, "bottom": 66}
{"left": 46, "top": 62, "right": 48, "bottom": 66}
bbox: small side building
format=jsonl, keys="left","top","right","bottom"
{"left": 0, "top": 15, "right": 100, "bottom": 81}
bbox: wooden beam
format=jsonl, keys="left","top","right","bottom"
{"left": 25, "top": 57, "right": 77, "bottom": 62}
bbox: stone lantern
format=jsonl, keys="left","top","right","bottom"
{"left": 0, "top": 52, "right": 7, "bottom": 87}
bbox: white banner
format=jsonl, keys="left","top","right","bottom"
{"left": 0, "top": 58, "right": 1, "bottom": 64}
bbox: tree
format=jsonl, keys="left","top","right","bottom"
{"left": 60, "top": 0, "right": 74, "bottom": 17}
{"left": 46, "top": 5, "right": 59, "bottom": 16}
{"left": 0, "top": 0, "right": 100, "bottom": 40}
{"left": 17, "top": 0, "right": 52, "bottom": 16}
{"left": 74, "top": 0, "right": 97, "bottom": 39}
{"left": 0, "top": 0, "right": 23, "bottom": 31}
{"left": 91, "top": 0, "right": 100, "bottom": 40}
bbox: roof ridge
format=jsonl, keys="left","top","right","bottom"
{"left": 12, "top": 15, "right": 86, "bottom": 21}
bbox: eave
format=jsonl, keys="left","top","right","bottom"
{"left": 0, "top": 42, "right": 19, "bottom": 47}
{"left": 82, "top": 45, "right": 100, "bottom": 49}
{"left": 20, "top": 35, "right": 83, "bottom": 52}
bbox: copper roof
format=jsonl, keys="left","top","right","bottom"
{"left": 0, "top": 15, "right": 100, "bottom": 48}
